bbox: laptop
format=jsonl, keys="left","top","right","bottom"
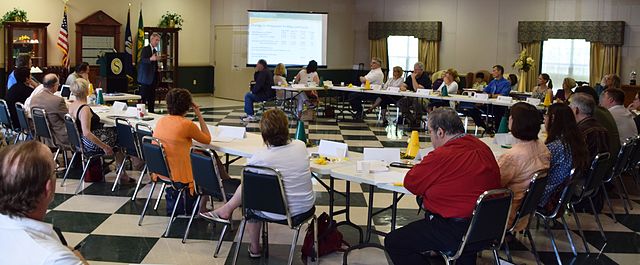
{"left": 60, "top": 85, "right": 71, "bottom": 99}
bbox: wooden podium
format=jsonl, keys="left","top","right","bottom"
{"left": 98, "top": 52, "right": 128, "bottom": 93}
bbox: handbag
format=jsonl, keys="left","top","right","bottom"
{"left": 300, "top": 212, "right": 349, "bottom": 263}
{"left": 84, "top": 159, "right": 104, "bottom": 183}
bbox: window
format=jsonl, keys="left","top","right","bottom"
{"left": 387, "top": 36, "right": 418, "bottom": 79}
{"left": 541, "top": 39, "right": 590, "bottom": 93}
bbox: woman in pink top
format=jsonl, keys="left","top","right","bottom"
{"left": 499, "top": 102, "right": 550, "bottom": 231}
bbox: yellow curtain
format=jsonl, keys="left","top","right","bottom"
{"left": 369, "top": 38, "right": 388, "bottom": 70}
{"left": 590, "top": 43, "right": 621, "bottom": 86}
{"left": 418, "top": 39, "right": 439, "bottom": 73}
{"left": 518, "top": 42, "right": 542, "bottom": 92}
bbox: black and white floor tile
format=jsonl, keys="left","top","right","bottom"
{"left": 44, "top": 96, "right": 639, "bottom": 264}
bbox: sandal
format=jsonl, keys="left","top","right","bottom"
{"left": 248, "top": 247, "right": 261, "bottom": 258}
{"left": 199, "top": 211, "right": 231, "bottom": 224}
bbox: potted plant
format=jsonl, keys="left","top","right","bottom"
{"left": 1, "top": 8, "right": 28, "bottom": 23}
{"left": 159, "top": 12, "right": 183, "bottom": 28}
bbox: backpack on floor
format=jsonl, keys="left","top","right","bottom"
{"left": 301, "top": 212, "right": 349, "bottom": 263}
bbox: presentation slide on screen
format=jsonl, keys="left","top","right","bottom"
{"left": 247, "top": 11, "right": 328, "bottom": 66}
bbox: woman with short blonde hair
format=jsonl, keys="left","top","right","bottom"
{"left": 68, "top": 78, "right": 134, "bottom": 182}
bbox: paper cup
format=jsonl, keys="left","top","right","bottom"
{"left": 136, "top": 103, "right": 147, "bottom": 115}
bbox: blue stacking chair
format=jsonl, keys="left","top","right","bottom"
{"left": 231, "top": 165, "right": 317, "bottom": 265}
{"left": 184, "top": 146, "right": 240, "bottom": 257}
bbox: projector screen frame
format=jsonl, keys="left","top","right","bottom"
{"left": 246, "top": 10, "right": 328, "bottom": 68}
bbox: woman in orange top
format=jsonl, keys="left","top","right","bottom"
{"left": 153, "top": 88, "right": 211, "bottom": 194}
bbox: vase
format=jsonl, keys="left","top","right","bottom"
{"left": 517, "top": 70, "right": 527, "bottom": 92}
{"left": 169, "top": 19, "right": 175, "bottom": 28}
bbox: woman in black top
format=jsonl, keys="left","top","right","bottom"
{"left": 67, "top": 78, "right": 134, "bottom": 182}
{"left": 5, "top": 67, "right": 33, "bottom": 128}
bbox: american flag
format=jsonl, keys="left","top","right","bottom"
{"left": 57, "top": 6, "right": 69, "bottom": 68}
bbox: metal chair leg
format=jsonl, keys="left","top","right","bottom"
{"left": 570, "top": 205, "right": 590, "bottom": 253}
{"left": 262, "top": 222, "right": 269, "bottom": 257}
{"left": 504, "top": 238, "right": 513, "bottom": 262}
{"left": 138, "top": 182, "right": 157, "bottom": 226}
{"left": 618, "top": 176, "right": 633, "bottom": 211}
{"left": 154, "top": 183, "right": 166, "bottom": 210}
{"left": 544, "top": 220, "right": 562, "bottom": 265}
{"left": 288, "top": 226, "right": 302, "bottom": 265}
{"left": 601, "top": 184, "right": 618, "bottom": 222}
{"left": 492, "top": 249, "right": 501, "bottom": 265}
{"left": 182, "top": 195, "right": 202, "bottom": 243}
{"left": 74, "top": 158, "right": 92, "bottom": 194}
{"left": 131, "top": 165, "right": 147, "bottom": 201}
{"left": 53, "top": 147, "right": 61, "bottom": 162}
{"left": 214, "top": 224, "right": 229, "bottom": 258}
{"left": 164, "top": 188, "right": 183, "bottom": 237}
{"left": 524, "top": 229, "right": 541, "bottom": 265}
{"left": 60, "top": 152, "right": 78, "bottom": 187}
{"left": 111, "top": 155, "right": 129, "bottom": 192}
{"left": 231, "top": 219, "right": 248, "bottom": 265}
{"left": 589, "top": 197, "right": 608, "bottom": 242}
{"left": 312, "top": 215, "right": 319, "bottom": 264}
{"left": 62, "top": 150, "right": 68, "bottom": 169}
{"left": 560, "top": 215, "right": 578, "bottom": 256}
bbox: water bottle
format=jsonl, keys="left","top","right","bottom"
{"left": 631, "top": 71, "right": 637, "bottom": 86}
{"left": 441, "top": 85, "right": 449, "bottom": 97}
{"left": 96, "top": 88, "right": 104, "bottom": 105}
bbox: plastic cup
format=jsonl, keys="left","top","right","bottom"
{"left": 357, "top": 161, "right": 371, "bottom": 174}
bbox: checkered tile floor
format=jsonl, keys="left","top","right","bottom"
{"left": 47, "top": 96, "right": 640, "bottom": 264}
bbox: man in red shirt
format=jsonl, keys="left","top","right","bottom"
{"left": 385, "top": 107, "right": 501, "bottom": 265}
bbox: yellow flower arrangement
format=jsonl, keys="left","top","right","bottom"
{"left": 513, "top": 49, "right": 534, "bottom": 72}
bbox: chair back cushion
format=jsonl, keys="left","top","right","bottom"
{"left": 63, "top": 114, "right": 82, "bottom": 152}
{"left": 582, "top": 153, "right": 611, "bottom": 195}
{"left": 15, "top": 103, "right": 29, "bottom": 132}
{"left": 514, "top": 170, "right": 549, "bottom": 221}
{"left": 32, "top": 108, "right": 53, "bottom": 140}
{"left": 611, "top": 139, "right": 636, "bottom": 179}
{"left": 465, "top": 189, "right": 513, "bottom": 246}
{"left": 141, "top": 138, "right": 170, "bottom": 177}
{"left": 115, "top": 119, "right": 138, "bottom": 156}
{"left": 242, "top": 166, "right": 287, "bottom": 216}
{"left": 190, "top": 149, "right": 223, "bottom": 196}
{"left": 135, "top": 124, "right": 153, "bottom": 158}
{"left": 0, "top": 99, "right": 11, "bottom": 128}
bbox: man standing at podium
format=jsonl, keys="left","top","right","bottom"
{"left": 137, "top": 32, "right": 160, "bottom": 113}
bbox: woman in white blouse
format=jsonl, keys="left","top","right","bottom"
{"left": 293, "top": 60, "right": 320, "bottom": 116}
{"left": 366, "top": 66, "right": 404, "bottom": 125}
{"left": 429, "top": 69, "right": 459, "bottom": 111}
{"left": 436, "top": 68, "right": 459, "bottom": 95}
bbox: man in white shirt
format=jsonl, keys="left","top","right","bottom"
{"left": 0, "top": 141, "right": 86, "bottom": 265}
{"left": 348, "top": 57, "right": 385, "bottom": 120}
{"left": 600, "top": 88, "right": 638, "bottom": 144}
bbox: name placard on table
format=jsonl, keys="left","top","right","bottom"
{"left": 497, "top": 96, "right": 513, "bottom": 103}
{"left": 318, "top": 139, "right": 348, "bottom": 158}
{"left": 388, "top": 86, "right": 401, "bottom": 92}
{"left": 525, "top": 97, "right": 541, "bottom": 106}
